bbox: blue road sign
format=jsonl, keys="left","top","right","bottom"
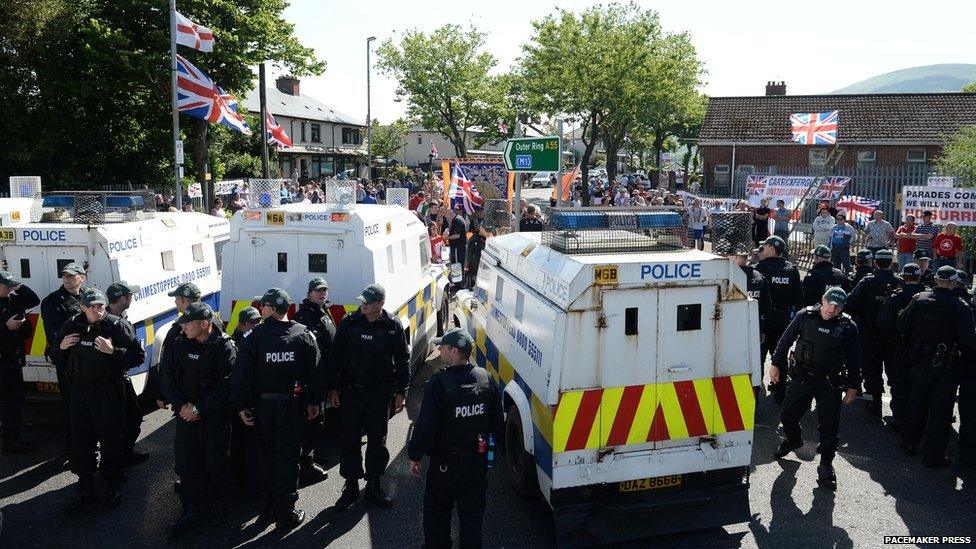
{"left": 516, "top": 155, "right": 532, "bottom": 169}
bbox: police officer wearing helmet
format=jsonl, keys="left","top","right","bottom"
{"left": 408, "top": 328, "right": 504, "bottom": 549}
{"left": 40, "top": 262, "right": 87, "bottom": 454}
{"left": 898, "top": 266, "right": 976, "bottom": 467}
{"left": 160, "top": 302, "right": 237, "bottom": 534}
{"left": 803, "top": 245, "right": 851, "bottom": 306}
{"left": 850, "top": 249, "right": 875, "bottom": 288}
{"left": 754, "top": 235, "right": 804, "bottom": 402}
{"left": 845, "top": 248, "right": 903, "bottom": 419}
{"left": 51, "top": 288, "right": 144, "bottom": 510}
{"left": 771, "top": 287, "right": 860, "bottom": 490}
{"left": 292, "top": 277, "right": 336, "bottom": 484}
{"left": 0, "top": 270, "right": 40, "bottom": 455}
{"left": 329, "top": 283, "right": 410, "bottom": 511}
{"left": 105, "top": 281, "right": 150, "bottom": 465}
{"left": 229, "top": 288, "right": 324, "bottom": 529}
{"left": 877, "top": 263, "right": 928, "bottom": 431}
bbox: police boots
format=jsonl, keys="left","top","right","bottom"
{"left": 773, "top": 438, "right": 803, "bottom": 459}
{"left": 335, "top": 480, "right": 361, "bottom": 511}
{"left": 276, "top": 509, "right": 305, "bottom": 531}
{"left": 365, "top": 478, "right": 393, "bottom": 508}
{"left": 867, "top": 397, "right": 883, "bottom": 420}
{"left": 817, "top": 456, "right": 837, "bottom": 491}
{"left": 300, "top": 455, "right": 328, "bottom": 484}
{"left": 104, "top": 482, "right": 122, "bottom": 507}
{"left": 66, "top": 476, "right": 97, "bottom": 514}
{"left": 170, "top": 504, "right": 202, "bottom": 536}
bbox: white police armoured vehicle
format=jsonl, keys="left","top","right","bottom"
{"left": 0, "top": 192, "right": 229, "bottom": 401}
{"left": 219, "top": 196, "right": 449, "bottom": 371}
{"left": 454, "top": 208, "right": 761, "bottom": 545}
{"left": 0, "top": 198, "right": 33, "bottom": 228}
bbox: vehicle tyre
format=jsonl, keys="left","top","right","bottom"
{"left": 436, "top": 296, "right": 449, "bottom": 337}
{"left": 505, "top": 404, "right": 538, "bottom": 498}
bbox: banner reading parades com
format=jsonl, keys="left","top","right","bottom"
{"left": 902, "top": 186, "right": 976, "bottom": 227}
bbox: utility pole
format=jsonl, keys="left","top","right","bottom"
{"left": 556, "top": 119, "right": 564, "bottom": 207}
{"left": 513, "top": 121, "right": 523, "bottom": 231}
{"left": 259, "top": 62, "right": 270, "bottom": 178}
{"left": 366, "top": 36, "right": 376, "bottom": 181}
{"left": 168, "top": 0, "right": 182, "bottom": 211}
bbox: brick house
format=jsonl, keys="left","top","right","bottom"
{"left": 698, "top": 84, "right": 976, "bottom": 192}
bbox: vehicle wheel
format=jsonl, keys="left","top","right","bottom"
{"left": 505, "top": 404, "right": 538, "bottom": 498}
{"left": 436, "top": 297, "right": 449, "bottom": 337}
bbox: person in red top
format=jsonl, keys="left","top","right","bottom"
{"left": 428, "top": 222, "right": 445, "bottom": 263}
{"left": 409, "top": 191, "right": 426, "bottom": 211}
{"left": 933, "top": 222, "right": 963, "bottom": 269}
{"left": 895, "top": 214, "right": 918, "bottom": 269}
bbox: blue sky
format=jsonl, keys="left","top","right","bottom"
{"left": 274, "top": 0, "right": 975, "bottom": 124}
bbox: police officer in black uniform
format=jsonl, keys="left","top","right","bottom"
{"left": 161, "top": 302, "right": 237, "bottom": 534}
{"left": 771, "top": 287, "right": 861, "bottom": 490}
{"left": 876, "top": 263, "right": 927, "bottom": 431}
{"left": 293, "top": 277, "right": 336, "bottom": 483}
{"left": 230, "top": 288, "right": 323, "bottom": 529}
{"left": 329, "top": 283, "right": 410, "bottom": 511}
{"left": 850, "top": 249, "right": 875, "bottom": 288}
{"left": 803, "top": 245, "right": 851, "bottom": 307}
{"left": 229, "top": 306, "right": 261, "bottom": 488}
{"left": 914, "top": 251, "right": 935, "bottom": 288}
{"left": 408, "top": 328, "right": 504, "bottom": 549}
{"left": 105, "top": 281, "right": 150, "bottom": 465}
{"left": 898, "top": 266, "right": 976, "bottom": 468}
{"left": 41, "top": 262, "right": 86, "bottom": 454}
{"left": 732, "top": 249, "right": 771, "bottom": 389}
{"left": 0, "top": 271, "right": 40, "bottom": 454}
{"left": 51, "top": 288, "right": 144, "bottom": 510}
{"left": 951, "top": 271, "right": 976, "bottom": 467}
{"left": 845, "top": 248, "right": 903, "bottom": 418}
{"left": 156, "top": 282, "right": 208, "bottom": 411}
{"left": 754, "top": 236, "right": 804, "bottom": 402}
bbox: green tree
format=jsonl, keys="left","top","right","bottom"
{"left": 962, "top": 81, "right": 976, "bottom": 93}
{"left": 368, "top": 118, "right": 409, "bottom": 175}
{"left": 0, "top": 0, "right": 322, "bottom": 190}
{"left": 938, "top": 125, "right": 976, "bottom": 185}
{"left": 376, "top": 25, "right": 510, "bottom": 157}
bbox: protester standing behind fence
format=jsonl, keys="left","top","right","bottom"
{"left": 753, "top": 198, "right": 771, "bottom": 247}
{"left": 865, "top": 210, "right": 896, "bottom": 257}
{"left": 829, "top": 213, "right": 855, "bottom": 273}
{"left": 912, "top": 210, "right": 940, "bottom": 258}
{"left": 687, "top": 199, "right": 708, "bottom": 251}
{"left": 933, "top": 223, "right": 964, "bottom": 269}
{"left": 811, "top": 206, "right": 836, "bottom": 247}
{"left": 772, "top": 200, "right": 791, "bottom": 257}
{"left": 895, "top": 215, "right": 918, "bottom": 268}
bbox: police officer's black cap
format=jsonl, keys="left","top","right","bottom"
{"left": 238, "top": 306, "right": 261, "bottom": 324}
{"left": 761, "top": 236, "right": 786, "bottom": 254}
{"left": 0, "top": 270, "right": 20, "bottom": 288}
{"left": 257, "top": 288, "right": 292, "bottom": 310}
{"left": 308, "top": 277, "right": 329, "bottom": 292}
{"left": 874, "top": 249, "right": 894, "bottom": 261}
{"left": 80, "top": 288, "right": 107, "bottom": 307}
{"left": 433, "top": 327, "right": 474, "bottom": 354}
{"left": 811, "top": 245, "right": 831, "bottom": 259}
{"left": 177, "top": 302, "right": 214, "bottom": 324}
{"left": 956, "top": 271, "right": 971, "bottom": 285}
{"left": 913, "top": 249, "right": 932, "bottom": 260}
{"left": 856, "top": 249, "right": 874, "bottom": 262}
{"left": 823, "top": 286, "right": 848, "bottom": 307}
{"left": 105, "top": 281, "right": 140, "bottom": 301}
{"left": 357, "top": 283, "right": 386, "bottom": 304}
{"left": 901, "top": 263, "right": 921, "bottom": 276}
{"left": 936, "top": 266, "right": 959, "bottom": 281}
{"left": 60, "top": 262, "right": 85, "bottom": 276}
{"left": 168, "top": 282, "right": 201, "bottom": 299}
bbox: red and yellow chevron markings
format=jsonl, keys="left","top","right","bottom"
{"left": 552, "top": 374, "right": 755, "bottom": 453}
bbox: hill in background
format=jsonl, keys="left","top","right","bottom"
{"left": 830, "top": 64, "right": 976, "bottom": 94}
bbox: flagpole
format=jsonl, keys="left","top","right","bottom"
{"left": 169, "top": 0, "right": 183, "bottom": 211}
{"left": 259, "top": 62, "right": 270, "bottom": 178}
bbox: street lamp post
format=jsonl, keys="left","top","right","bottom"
{"left": 366, "top": 36, "right": 376, "bottom": 181}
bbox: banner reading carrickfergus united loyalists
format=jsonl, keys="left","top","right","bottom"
{"left": 902, "top": 186, "right": 976, "bottom": 226}
{"left": 745, "top": 175, "right": 850, "bottom": 207}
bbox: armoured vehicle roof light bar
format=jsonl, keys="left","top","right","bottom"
{"left": 547, "top": 208, "right": 683, "bottom": 231}
{"left": 41, "top": 195, "right": 75, "bottom": 208}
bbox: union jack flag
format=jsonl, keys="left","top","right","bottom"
{"left": 813, "top": 176, "right": 850, "bottom": 200}
{"left": 746, "top": 175, "right": 767, "bottom": 196}
{"left": 175, "top": 11, "right": 214, "bottom": 52}
{"left": 266, "top": 111, "right": 292, "bottom": 148}
{"left": 790, "top": 110, "right": 838, "bottom": 145}
{"left": 835, "top": 195, "right": 881, "bottom": 226}
{"left": 430, "top": 141, "right": 439, "bottom": 158}
{"left": 449, "top": 165, "right": 483, "bottom": 215}
{"left": 176, "top": 55, "right": 251, "bottom": 135}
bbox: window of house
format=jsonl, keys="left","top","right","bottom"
{"left": 308, "top": 253, "right": 328, "bottom": 273}
{"left": 713, "top": 164, "right": 730, "bottom": 186}
{"left": 417, "top": 135, "right": 422, "bottom": 145}
{"left": 907, "top": 149, "right": 927, "bottom": 163}
{"left": 277, "top": 252, "right": 288, "bottom": 272}
{"left": 625, "top": 307, "right": 639, "bottom": 335}
{"left": 300, "top": 122, "right": 307, "bottom": 142}
{"left": 515, "top": 291, "right": 525, "bottom": 321}
{"left": 857, "top": 150, "right": 876, "bottom": 166}
{"left": 736, "top": 164, "right": 756, "bottom": 174}
{"left": 20, "top": 258, "right": 30, "bottom": 279}
{"left": 676, "top": 304, "right": 702, "bottom": 332}
{"left": 809, "top": 149, "right": 828, "bottom": 167}
{"left": 342, "top": 128, "right": 361, "bottom": 145}
{"left": 161, "top": 250, "right": 175, "bottom": 271}
{"left": 310, "top": 123, "right": 321, "bottom": 143}
{"left": 192, "top": 243, "right": 204, "bottom": 262}
{"left": 495, "top": 276, "right": 504, "bottom": 302}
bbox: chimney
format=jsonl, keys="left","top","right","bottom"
{"left": 276, "top": 75, "right": 300, "bottom": 96}
{"left": 765, "top": 81, "right": 786, "bottom": 96}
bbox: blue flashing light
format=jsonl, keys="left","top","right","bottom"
{"left": 548, "top": 209, "right": 682, "bottom": 230}
{"left": 105, "top": 195, "right": 145, "bottom": 208}
{"left": 42, "top": 195, "right": 75, "bottom": 208}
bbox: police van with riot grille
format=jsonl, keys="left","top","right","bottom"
{"left": 218, "top": 182, "right": 449, "bottom": 370}
{"left": 0, "top": 191, "right": 229, "bottom": 402}
{"left": 453, "top": 207, "right": 761, "bottom": 545}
